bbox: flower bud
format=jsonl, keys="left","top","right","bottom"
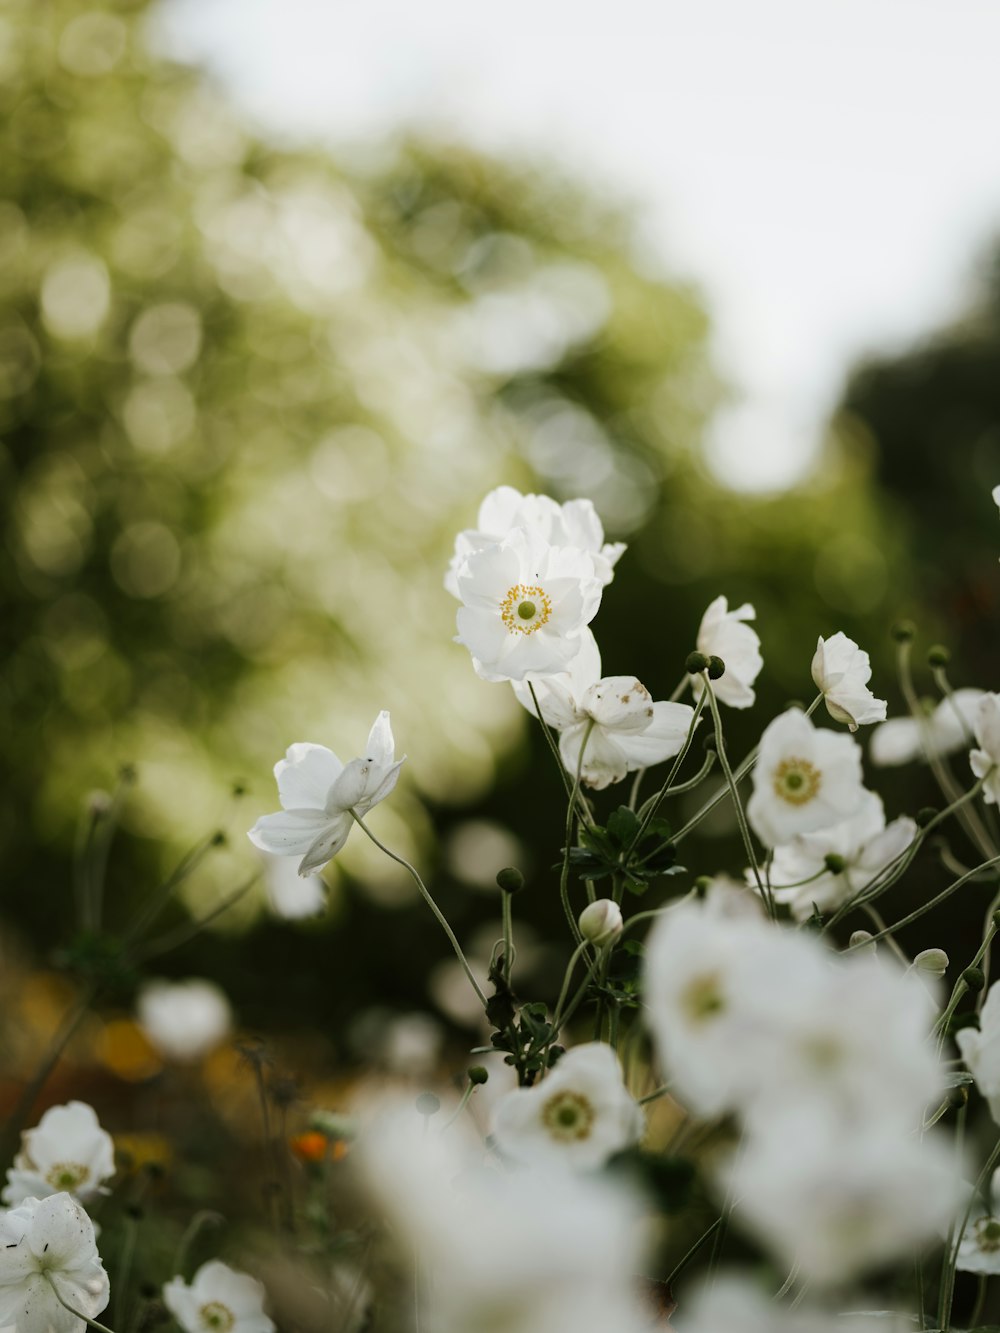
{"left": 948, "top": 1084, "right": 969, "bottom": 1108}
{"left": 496, "top": 867, "right": 526, "bottom": 895}
{"left": 702, "top": 733, "right": 718, "bottom": 753}
{"left": 927, "top": 644, "right": 950, "bottom": 667}
{"left": 685, "top": 651, "right": 709, "bottom": 675}
{"left": 993, "top": 908, "right": 1000, "bottom": 931}
{"left": 849, "top": 929, "right": 876, "bottom": 952}
{"left": 578, "top": 899, "right": 624, "bottom": 948}
{"left": 962, "top": 966, "right": 986, "bottom": 993}
{"left": 706, "top": 655, "right": 726, "bottom": 680}
{"left": 916, "top": 806, "right": 939, "bottom": 828}
{"left": 467, "top": 1066, "right": 489, "bottom": 1086}
{"left": 914, "top": 948, "right": 949, "bottom": 977}
{"left": 891, "top": 619, "right": 916, "bottom": 643}
{"left": 823, "top": 853, "right": 847, "bottom": 875}
{"left": 694, "top": 875, "right": 712, "bottom": 897}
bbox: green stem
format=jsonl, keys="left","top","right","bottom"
{"left": 441, "top": 1081, "right": 478, "bottom": 1130}
{"left": 633, "top": 692, "right": 707, "bottom": 846}
{"left": 971, "top": 1273, "right": 989, "bottom": 1328}
{"left": 665, "top": 1215, "right": 723, "bottom": 1286}
{"left": 638, "top": 1084, "right": 671, "bottom": 1105}
{"left": 672, "top": 742, "right": 761, "bottom": 845}
{"left": 559, "top": 722, "right": 595, "bottom": 948}
{"left": 50, "top": 1286, "right": 118, "bottom": 1333}
{"left": 130, "top": 877, "right": 256, "bottom": 963}
{"left": 843, "top": 852, "right": 1000, "bottom": 951}
{"left": 527, "top": 682, "right": 589, "bottom": 821}
{"left": 170, "top": 1210, "right": 223, "bottom": 1277}
{"left": 551, "top": 941, "right": 590, "bottom": 1030}
{"left": 940, "top": 1119, "right": 998, "bottom": 1333}
{"left": 114, "top": 1212, "right": 138, "bottom": 1330}
{"left": 501, "top": 891, "right": 514, "bottom": 987}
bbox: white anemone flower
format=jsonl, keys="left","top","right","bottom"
{"left": 956, "top": 980, "right": 1000, "bottom": 1125}
{"left": 693, "top": 596, "right": 763, "bottom": 709}
{"left": 768, "top": 792, "right": 917, "bottom": 922}
{"left": 454, "top": 529, "right": 603, "bottom": 683}
{"left": 971, "top": 692, "right": 1000, "bottom": 804}
{"left": 163, "top": 1260, "right": 275, "bottom": 1333}
{"left": 490, "top": 1043, "right": 643, "bottom": 1170}
{"left": 3, "top": 1103, "right": 115, "bottom": 1208}
{"left": 811, "top": 632, "right": 887, "bottom": 732}
{"left": 137, "top": 979, "right": 232, "bottom": 1063}
{"left": 512, "top": 629, "right": 697, "bottom": 788}
{"left": 248, "top": 711, "right": 404, "bottom": 875}
{"left": 957, "top": 1169, "right": 1000, "bottom": 1275}
{"left": 747, "top": 708, "right": 866, "bottom": 848}
{"left": 445, "top": 485, "right": 625, "bottom": 597}
{"left": 681, "top": 1273, "right": 914, "bottom": 1333}
{"left": 0, "top": 1192, "right": 110, "bottom": 1333}
{"left": 870, "top": 689, "right": 985, "bottom": 767}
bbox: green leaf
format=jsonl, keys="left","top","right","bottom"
{"left": 607, "top": 806, "right": 640, "bottom": 848}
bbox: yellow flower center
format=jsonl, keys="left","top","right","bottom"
{"left": 541, "top": 1090, "right": 595, "bottom": 1141}
{"left": 772, "top": 757, "right": 821, "bottom": 806}
{"left": 45, "top": 1161, "right": 91, "bottom": 1191}
{"left": 680, "top": 971, "right": 726, "bottom": 1023}
{"left": 199, "top": 1302, "right": 235, "bottom": 1332}
{"left": 500, "top": 583, "right": 552, "bottom": 636}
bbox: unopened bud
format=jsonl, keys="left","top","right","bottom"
{"left": 694, "top": 875, "right": 713, "bottom": 898}
{"left": 948, "top": 1084, "right": 969, "bottom": 1109}
{"left": 467, "top": 1066, "right": 489, "bottom": 1086}
{"left": 706, "top": 655, "right": 726, "bottom": 680}
{"left": 415, "top": 1092, "right": 440, "bottom": 1116}
{"left": 962, "top": 966, "right": 986, "bottom": 994}
{"left": 992, "top": 908, "right": 1000, "bottom": 931}
{"left": 578, "top": 899, "right": 624, "bottom": 948}
{"left": 914, "top": 948, "right": 949, "bottom": 977}
{"left": 685, "top": 651, "right": 709, "bottom": 675}
{"left": 702, "top": 733, "right": 718, "bottom": 753}
{"left": 496, "top": 867, "right": 526, "bottom": 895}
{"left": 849, "top": 929, "right": 876, "bottom": 952}
{"left": 927, "top": 645, "right": 950, "bottom": 667}
{"left": 891, "top": 620, "right": 916, "bottom": 643}
{"left": 824, "top": 853, "right": 847, "bottom": 875}
{"left": 916, "top": 807, "right": 939, "bottom": 828}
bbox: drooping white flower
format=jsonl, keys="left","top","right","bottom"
{"left": 971, "top": 692, "right": 1000, "bottom": 804}
{"left": 256, "top": 849, "right": 326, "bottom": 919}
{"left": 768, "top": 791, "right": 916, "bottom": 922}
{"left": 163, "top": 1260, "right": 275, "bottom": 1333}
{"left": 956, "top": 980, "right": 1000, "bottom": 1125}
{"left": 511, "top": 629, "right": 697, "bottom": 788}
{"left": 137, "top": 979, "right": 232, "bottom": 1063}
{"left": 454, "top": 529, "right": 603, "bottom": 683}
{"left": 0, "top": 1192, "right": 110, "bottom": 1333}
{"left": 445, "top": 485, "right": 625, "bottom": 598}
{"left": 490, "top": 1043, "right": 643, "bottom": 1171}
{"left": 3, "top": 1103, "right": 115, "bottom": 1208}
{"left": 746, "top": 708, "right": 866, "bottom": 848}
{"left": 870, "top": 689, "right": 985, "bottom": 767}
{"left": 956, "top": 1168, "right": 1000, "bottom": 1275}
{"left": 248, "top": 711, "right": 404, "bottom": 875}
{"left": 693, "top": 596, "right": 763, "bottom": 709}
{"left": 811, "top": 632, "right": 887, "bottom": 732}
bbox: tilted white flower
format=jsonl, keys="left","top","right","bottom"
{"left": 0, "top": 1192, "right": 110, "bottom": 1333}
{"left": 512, "top": 629, "right": 697, "bottom": 788}
{"left": 454, "top": 529, "right": 603, "bottom": 683}
{"left": 3, "top": 1103, "right": 115, "bottom": 1208}
{"left": 693, "top": 596, "right": 763, "bottom": 709}
{"left": 445, "top": 485, "right": 625, "bottom": 598}
{"left": 957, "top": 1168, "right": 1000, "bottom": 1275}
{"left": 490, "top": 1042, "right": 643, "bottom": 1170}
{"left": 768, "top": 791, "right": 917, "bottom": 922}
{"left": 811, "top": 632, "right": 887, "bottom": 732}
{"left": 956, "top": 980, "right": 1000, "bottom": 1125}
{"left": 870, "top": 688, "right": 985, "bottom": 767}
{"left": 137, "top": 979, "right": 232, "bottom": 1063}
{"left": 747, "top": 708, "right": 866, "bottom": 847}
{"left": 248, "top": 711, "right": 404, "bottom": 874}
{"left": 971, "top": 692, "right": 1000, "bottom": 804}
{"left": 163, "top": 1260, "right": 275, "bottom": 1333}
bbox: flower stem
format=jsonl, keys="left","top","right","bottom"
{"left": 50, "top": 1286, "right": 118, "bottom": 1333}
{"left": 559, "top": 722, "right": 595, "bottom": 948}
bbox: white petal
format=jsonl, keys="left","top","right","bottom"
{"left": 364, "top": 711, "right": 396, "bottom": 769}
{"left": 274, "top": 743, "right": 342, "bottom": 812}
{"left": 248, "top": 808, "right": 332, "bottom": 856}
{"left": 299, "top": 815, "right": 353, "bottom": 874}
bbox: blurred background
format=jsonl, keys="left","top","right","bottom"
{"left": 3, "top": 0, "right": 1000, "bottom": 1198}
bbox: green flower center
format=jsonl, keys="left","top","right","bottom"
{"left": 44, "top": 1161, "right": 91, "bottom": 1191}
{"left": 681, "top": 971, "right": 725, "bottom": 1023}
{"left": 773, "top": 757, "right": 821, "bottom": 806}
{"left": 976, "top": 1217, "right": 1000, "bottom": 1252}
{"left": 500, "top": 584, "right": 552, "bottom": 636}
{"left": 199, "top": 1302, "right": 235, "bottom": 1332}
{"left": 541, "top": 1090, "right": 595, "bottom": 1142}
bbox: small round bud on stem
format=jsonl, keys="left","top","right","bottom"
{"left": 891, "top": 620, "right": 916, "bottom": 643}
{"left": 706, "top": 655, "right": 726, "bottom": 680}
{"left": 849, "top": 929, "right": 876, "bottom": 951}
{"left": 927, "top": 645, "right": 950, "bottom": 667}
{"left": 914, "top": 948, "right": 949, "bottom": 977}
{"left": 467, "top": 1066, "right": 489, "bottom": 1086}
{"left": 211, "top": 830, "right": 227, "bottom": 847}
{"left": 948, "top": 1085, "right": 969, "bottom": 1109}
{"left": 823, "top": 853, "right": 847, "bottom": 875}
{"left": 578, "top": 899, "right": 624, "bottom": 949}
{"left": 685, "top": 651, "right": 709, "bottom": 675}
{"left": 992, "top": 908, "right": 1000, "bottom": 931}
{"left": 702, "top": 733, "right": 718, "bottom": 754}
{"left": 694, "top": 875, "right": 713, "bottom": 897}
{"left": 962, "top": 966, "right": 986, "bottom": 994}
{"left": 496, "top": 867, "right": 525, "bottom": 895}
{"left": 415, "top": 1092, "right": 441, "bottom": 1116}
{"left": 916, "top": 807, "right": 939, "bottom": 828}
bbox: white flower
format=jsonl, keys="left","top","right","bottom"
{"left": 256, "top": 850, "right": 326, "bottom": 919}
{"left": 490, "top": 1043, "right": 642, "bottom": 1170}
{"left": 578, "top": 899, "right": 623, "bottom": 948}
{"left": 681, "top": 1273, "right": 914, "bottom": 1333}
{"left": 512, "top": 629, "right": 697, "bottom": 788}
{"left": 747, "top": 708, "right": 866, "bottom": 848}
{"left": 0, "top": 1192, "right": 110, "bottom": 1333}
{"left": 137, "top": 979, "right": 232, "bottom": 1063}
{"left": 247, "top": 711, "right": 404, "bottom": 875}
{"left": 454, "top": 529, "right": 603, "bottom": 683}
{"left": 163, "top": 1260, "right": 275, "bottom": 1333}
{"left": 811, "top": 632, "right": 887, "bottom": 732}
{"left": 870, "top": 688, "right": 985, "bottom": 767}
{"left": 956, "top": 980, "right": 1000, "bottom": 1124}
{"left": 3, "top": 1103, "right": 115, "bottom": 1208}
{"left": 445, "top": 485, "right": 625, "bottom": 598}
{"left": 994, "top": 483, "right": 1000, "bottom": 512}
{"left": 957, "top": 1169, "right": 1000, "bottom": 1275}
{"left": 971, "top": 692, "right": 1000, "bottom": 804}
{"left": 693, "top": 596, "right": 763, "bottom": 709}
{"left": 768, "top": 791, "right": 916, "bottom": 922}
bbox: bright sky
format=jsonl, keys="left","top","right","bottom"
{"left": 154, "top": 0, "right": 1000, "bottom": 491}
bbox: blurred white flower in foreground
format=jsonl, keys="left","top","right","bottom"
{"left": 811, "top": 631, "right": 887, "bottom": 732}
{"left": 680, "top": 1272, "right": 914, "bottom": 1333}
{"left": 870, "top": 689, "right": 984, "bottom": 767}
{"left": 747, "top": 708, "right": 866, "bottom": 847}
{"left": 248, "top": 712, "right": 403, "bottom": 875}
{"left": 0, "top": 1192, "right": 109, "bottom": 1333}
{"left": 257, "top": 849, "right": 326, "bottom": 919}
{"left": 3, "top": 1102, "right": 115, "bottom": 1207}
{"left": 957, "top": 979, "right": 1000, "bottom": 1124}
{"left": 693, "top": 596, "right": 763, "bottom": 709}
{"left": 971, "top": 692, "right": 1000, "bottom": 804}
{"left": 512, "top": 629, "right": 696, "bottom": 788}
{"left": 491, "top": 1042, "right": 642, "bottom": 1170}
{"left": 137, "top": 978, "right": 232, "bottom": 1063}
{"left": 768, "top": 791, "right": 916, "bottom": 922}
{"left": 454, "top": 529, "right": 602, "bottom": 683}
{"left": 957, "top": 1168, "right": 1000, "bottom": 1275}
{"left": 445, "top": 485, "right": 624, "bottom": 597}
{"left": 164, "top": 1260, "right": 275, "bottom": 1333}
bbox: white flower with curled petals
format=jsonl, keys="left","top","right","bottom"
{"left": 3, "top": 1103, "right": 115, "bottom": 1207}
{"left": 747, "top": 709, "right": 866, "bottom": 847}
{"left": 0, "top": 1192, "right": 110, "bottom": 1333}
{"left": 454, "top": 530, "right": 603, "bottom": 683}
{"left": 512, "top": 630, "right": 697, "bottom": 789}
{"left": 694, "top": 597, "right": 763, "bottom": 709}
{"left": 811, "top": 632, "right": 887, "bottom": 732}
{"left": 971, "top": 693, "right": 1000, "bottom": 805}
{"left": 491, "top": 1043, "right": 643, "bottom": 1171}
{"left": 871, "top": 689, "right": 984, "bottom": 767}
{"left": 163, "top": 1260, "right": 275, "bottom": 1333}
{"left": 445, "top": 485, "right": 625, "bottom": 597}
{"left": 248, "top": 711, "right": 404, "bottom": 875}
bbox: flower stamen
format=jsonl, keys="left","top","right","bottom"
{"left": 199, "top": 1302, "right": 236, "bottom": 1332}
{"left": 772, "top": 757, "right": 821, "bottom": 806}
{"left": 541, "top": 1090, "right": 595, "bottom": 1142}
{"left": 500, "top": 584, "right": 552, "bottom": 636}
